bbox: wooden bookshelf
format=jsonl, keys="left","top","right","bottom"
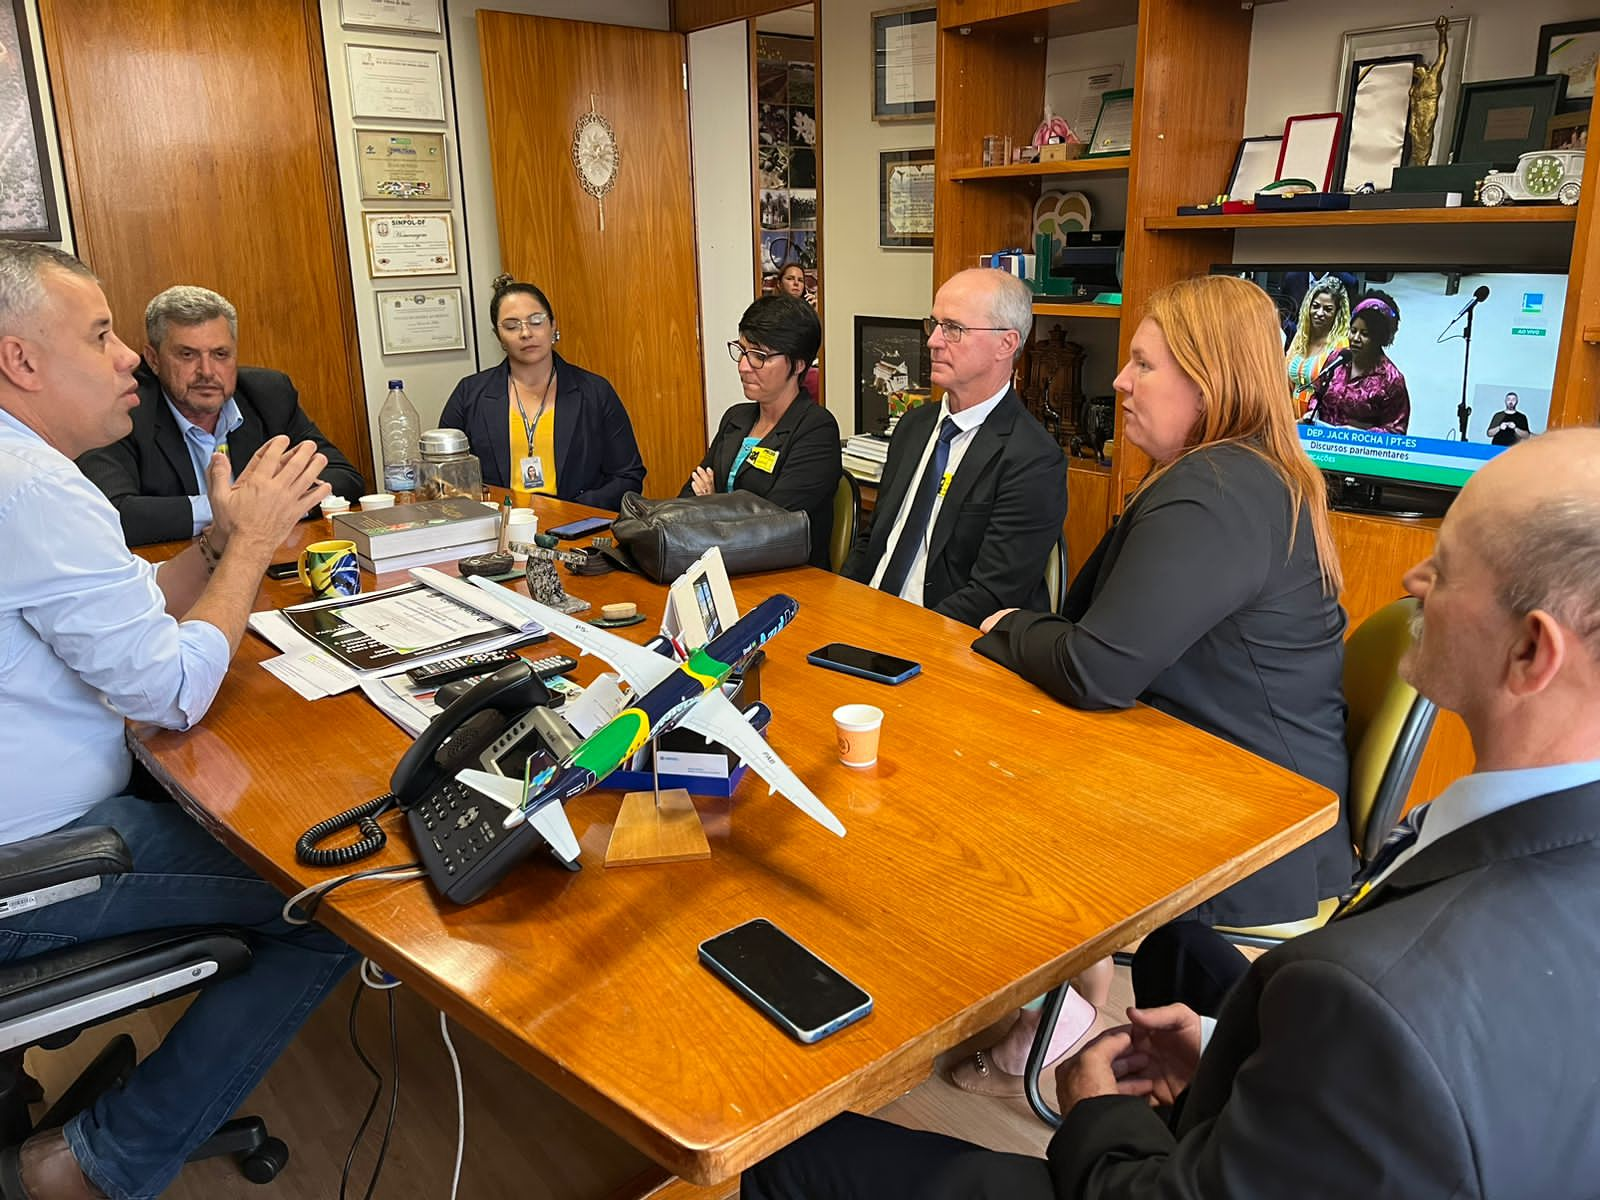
{"left": 1146, "top": 206, "right": 1579, "bottom": 230}
{"left": 1033, "top": 301, "right": 1121, "bottom": 318}
{"left": 949, "top": 156, "right": 1131, "bottom": 182}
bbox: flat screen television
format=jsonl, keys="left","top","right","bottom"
{"left": 1215, "top": 265, "right": 1569, "bottom": 517}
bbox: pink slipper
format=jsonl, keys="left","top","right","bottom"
{"left": 945, "top": 987, "right": 1099, "bottom": 1096}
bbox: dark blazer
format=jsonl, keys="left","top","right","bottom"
{"left": 76, "top": 364, "right": 365, "bottom": 546}
{"left": 842, "top": 389, "right": 1066, "bottom": 627}
{"left": 1050, "top": 780, "right": 1600, "bottom": 1200}
{"left": 680, "top": 397, "right": 841, "bottom": 568}
{"left": 974, "top": 443, "right": 1351, "bottom": 926}
{"left": 439, "top": 354, "right": 645, "bottom": 510}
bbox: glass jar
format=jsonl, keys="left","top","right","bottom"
{"left": 416, "top": 428, "right": 483, "bottom": 500}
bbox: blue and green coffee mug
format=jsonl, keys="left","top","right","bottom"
{"left": 297, "top": 539, "right": 361, "bottom": 599}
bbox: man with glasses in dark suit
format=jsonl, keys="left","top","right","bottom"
{"left": 843, "top": 268, "right": 1065, "bottom": 628}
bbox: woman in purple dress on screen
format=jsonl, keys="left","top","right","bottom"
{"left": 1306, "top": 290, "right": 1410, "bottom": 434}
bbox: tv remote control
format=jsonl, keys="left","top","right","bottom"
{"left": 526, "top": 654, "right": 580, "bottom": 680}
{"left": 407, "top": 652, "right": 522, "bottom": 687}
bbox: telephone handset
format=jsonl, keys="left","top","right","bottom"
{"left": 298, "top": 662, "right": 574, "bottom": 905}
{"left": 390, "top": 662, "right": 551, "bottom": 806}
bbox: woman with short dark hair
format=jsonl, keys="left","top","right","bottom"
{"left": 684, "top": 295, "right": 840, "bottom": 568}
{"left": 1306, "top": 289, "right": 1410, "bottom": 434}
{"left": 440, "top": 275, "right": 645, "bottom": 508}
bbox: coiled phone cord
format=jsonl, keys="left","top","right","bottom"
{"left": 295, "top": 792, "right": 399, "bottom": 867}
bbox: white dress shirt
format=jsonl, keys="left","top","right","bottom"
{"left": 0, "top": 407, "right": 230, "bottom": 843}
{"left": 870, "top": 383, "right": 1009, "bottom": 606}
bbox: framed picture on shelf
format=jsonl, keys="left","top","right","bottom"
{"left": 854, "top": 316, "right": 931, "bottom": 436}
{"left": 1536, "top": 20, "right": 1600, "bottom": 111}
{"left": 1548, "top": 110, "right": 1589, "bottom": 151}
{"left": 1225, "top": 135, "right": 1282, "bottom": 200}
{"left": 0, "top": 0, "right": 60, "bottom": 240}
{"left": 1336, "top": 18, "right": 1471, "bottom": 166}
{"left": 879, "top": 148, "right": 934, "bottom": 249}
{"left": 871, "top": 6, "right": 935, "bottom": 123}
{"left": 1451, "top": 76, "right": 1568, "bottom": 166}
{"left": 1086, "top": 88, "right": 1135, "bottom": 157}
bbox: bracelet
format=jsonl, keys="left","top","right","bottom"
{"left": 197, "top": 528, "right": 222, "bottom": 575}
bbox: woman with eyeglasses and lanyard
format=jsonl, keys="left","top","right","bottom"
{"left": 682, "top": 295, "right": 840, "bottom": 568}
{"left": 440, "top": 274, "right": 645, "bottom": 508}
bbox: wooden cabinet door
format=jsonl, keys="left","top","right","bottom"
{"left": 479, "top": 11, "right": 705, "bottom": 499}
{"left": 39, "top": 0, "right": 371, "bottom": 485}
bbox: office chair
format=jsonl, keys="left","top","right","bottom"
{"left": 0, "top": 826, "right": 290, "bottom": 1184}
{"left": 830, "top": 472, "right": 862, "bottom": 572}
{"left": 1020, "top": 597, "right": 1438, "bottom": 1126}
{"left": 1043, "top": 536, "right": 1068, "bottom": 616}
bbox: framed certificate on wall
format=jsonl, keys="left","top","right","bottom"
{"left": 362, "top": 212, "right": 455, "bottom": 277}
{"left": 376, "top": 287, "right": 465, "bottom": 355}
{"left": 355, "top": 129, "right": 449, "bottom": 201}
{"left": 346, "top": 44, "right": 446, "bottom": 122}
{"left": 340, "top": 0, "right": 443, "bottom": 34}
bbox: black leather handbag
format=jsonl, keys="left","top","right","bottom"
{"left": 609, "top": 492, "right": 810, "bottom": 582}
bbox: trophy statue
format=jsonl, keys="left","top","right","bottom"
{"left": 1406, "top": 17, "right": 1450, "bottom": 168}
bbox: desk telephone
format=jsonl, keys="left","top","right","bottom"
{"left": 297, "top": 662, "right": 582, "bottom": 904}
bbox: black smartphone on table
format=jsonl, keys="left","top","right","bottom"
{"left": 547, "top": 516, "right": 614, "bottom": 540}
{"left": 698, "top": 918, "right": 872, "bottom": 1044}
{"left": 266, "top": 561, "right": 299, "bottom": 581}
{"left": 805, "top": 643, "right": 921, "bottom": 686}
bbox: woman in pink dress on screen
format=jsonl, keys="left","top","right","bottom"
{"left": 1305, "top": 290, "right": 1410, "bottom": 434}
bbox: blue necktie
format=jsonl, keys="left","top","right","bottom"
{"left": 1333, "top": 803, "right": 1429, "bottom": 918}
{"left": 879, "top": 417, "right": 961, "bottom": 598}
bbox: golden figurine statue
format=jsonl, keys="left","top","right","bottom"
{"left": 1407, "top": 17, "right": 1451, "bottom": 167}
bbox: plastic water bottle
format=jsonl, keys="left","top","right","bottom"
{"left": 378, "top": 380, "right": 420, "bottom": 499}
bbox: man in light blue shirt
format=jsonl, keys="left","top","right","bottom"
{"left": 744, "top": 429, "right": 1600, "bottom": 1200}
{"left": 0, "top": 242, "right": 354, "bottom": 1199}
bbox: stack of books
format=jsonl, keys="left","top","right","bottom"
{"left": 842, "top": 434, "right": 889, "bottom": 483}
{"left": 332, "top": 497, "right": 501, "bottom": 574}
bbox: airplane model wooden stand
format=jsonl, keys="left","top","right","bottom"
{"left": 605, "top": 740, "right": 710, "bottom": 867}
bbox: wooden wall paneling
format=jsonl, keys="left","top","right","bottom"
{"left": 932, "top": 16, "right": 1046, "bottom": 288}
{"left": 1064, "top": 463, "right": 1109, "bottom": 583}
{"left": 478, "top": 12, "right": 706, "bottom": 499}
{"left": 674, "top": 0, "right": 800, "bottom": 33}
{"left": 1111, "top": 0, "right": 1252, "bottom": 511}
{"left": 1549, "top": 95, "right": 1600, "bottom": 429}
{"left": 38, "top": 0, "right": 372, "bottom": 486}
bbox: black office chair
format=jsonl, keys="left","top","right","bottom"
{"left": 0, "top": 826, "right": 289, "bottom": 1185}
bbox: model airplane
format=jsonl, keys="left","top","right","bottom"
{"left": 459, "top": 579, "right": 846, "bottom": 850}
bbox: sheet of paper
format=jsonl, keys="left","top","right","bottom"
{"left": 261, "top": 651, "right": 359, "bottom": 700}
{"left": 883, "top": 23, "right": 935, "bottom": 107}
{"left": 337, "top": 587, "right": 502, "bottom": 652}
{"left": 250, "top": 607, "right": 530, "bottom": 681}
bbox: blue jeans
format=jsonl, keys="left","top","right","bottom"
{"left": 0, "top": 794, "right": 356, "bottom": 1199}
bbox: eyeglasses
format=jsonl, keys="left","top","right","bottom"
{"left": 727, "top": 341, "right": 777, "bottom": 368}
{"left": 499, "top": 314, "right": 550, "bottom": 335}
{"left": 923, "top": 316, "right": 1009, "bottom": 343}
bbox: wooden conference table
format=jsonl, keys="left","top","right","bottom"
{"left": 130, "top": 494, "right": 1336, "bottom": 1188}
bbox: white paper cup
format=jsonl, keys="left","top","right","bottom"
{"left": 506, "top": 508, "right": 538, "bottom": 559}
{"left": 319, "top": 496, "right": 351, "bottom": 516}
{"left": 358, "top": 493, "right": 395, "bottom": 510}
{"left": 833, "top": 704, "right": 884, "bottom": 768}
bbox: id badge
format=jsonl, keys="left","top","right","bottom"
{"left": 519, "top": 455, "right": 546, "bottom": 490}
{"left": 747, "top": 446, "right": 779, "bottom": 474}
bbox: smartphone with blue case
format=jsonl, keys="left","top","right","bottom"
{"left": 805, "top": 643, "right": 921, "bottom": 686}
{"left": 698, "top": 918, "right": 872, "bottom": 1044}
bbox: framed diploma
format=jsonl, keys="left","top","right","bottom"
{"left": 356, "top": 129, "right": 449, "bottom": 201}
{"left": 376, "top": 287, "right": 465, "bottom": 355}
{"left": 339, "top": 0, "right": 442, "bottom": 34}
{"left": 878, "top": 148, "right": 934, "bottom": 249}
{"left": 872, "top": 6, "right": 935, "bottom": 123}
{"left": 346, "top": 44, "right": 446, "bottom": 122}
{"left": 362, "top": 212, "right": 456, "bottom": 278}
